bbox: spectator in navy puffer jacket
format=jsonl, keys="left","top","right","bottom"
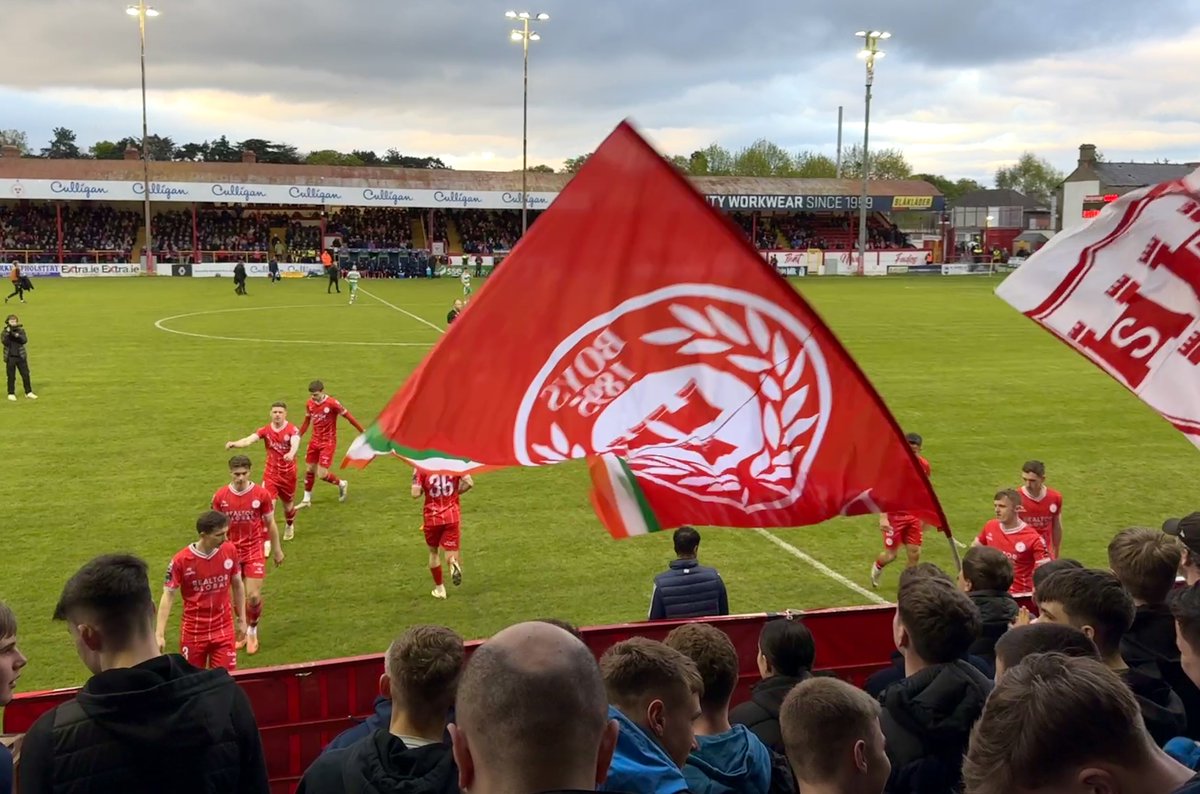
{"left": 649, "top": 527, "right": 728, "bottom": 621}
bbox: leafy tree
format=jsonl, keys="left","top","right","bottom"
{"left": 732, "top": 139, "right": 796, "bottom": 177}
{"left": 527, "top": 164, "right": 555, "bottom": 173}
{"left": 351, "top": 149, "right": 382, "bottom": 166}
{"left": 383, "top": 149, "right": 449, "bottom": 169}
{"left": 911, "top": 173, "right": 984, "bottom": 203}
{"left": 305, "top": 149, "right": 364, "bottom": 166}
{"left": 687, "top": 150, "right": 710, "bottom": 175}
{"left": 237, "top": 138, "right": 301, "bottom": 164}
{"left": 174, "top": 141, "right": 209, "bottom": 161}
{"left": 666, "top": 155, "right": 691, "bottom": 173}
{"left": 695, "top": 144, "right": 735, "bottom": 176}
{"left": 562, "top": 154, "right": 590, "bottom": 173}
{"left": 41, "top": 127, "right": 82, "bottom": 159}
{"left": 0, "top": 129, "right": 30, "bottom": 155}
{"left": 89, "top": 140, "right": 125, "bottom": 160}
{"left": 793, "top": 152, "right": 838, "bottom": 178}
{"left": 839, "top": 143, "right": 912, "bottom": 180}
{"left": 207, "top": 135, "right": 240, "bottom": 162}
{"left": 994, "top": 152, "right": 1063, "bottom": 203}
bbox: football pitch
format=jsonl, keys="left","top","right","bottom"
{"left": 4, "top": 274, "right": 1199, "bottom": 692}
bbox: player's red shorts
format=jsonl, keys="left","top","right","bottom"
{"left": 236, "top": 545, "right": 266, "bottom": 579}
{"left": 264, "top": 471, "right": 297, "bottom": 504}
{"left": 883, "top": 518, "right": 923, "bottom": 549}
{"left": 181, "top": 635, "right": 237, "bottom": 671}
{"left": 305, "top": 443, "right": 334, "bottom": 468}
{"left": 423, "top": 523, "right": 461, "bottom": 551}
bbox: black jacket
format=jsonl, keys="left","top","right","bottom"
{"left": 879, "top": 660, "right": 993, "bottom": 794}
{"left": 298, "top": 729, "right": 458, "bottom": 794}
{"left": 728, "top": 674, "right": 810, "bottom": 754}
{"left": 1124, "top": 604, "right": 1200, "bottom": 740}
{"left": 649, "top": 558, "right": 729, "bottom": 620}
{"left": 233, "top": 263, "right": 246, "bottom": 280}
{"left": 967, "top": 590, "right": 1018, "bottom": 667}
{"left": 1, "top": 325, "right": 26, "bottom": 362}
{"left": 18, "top": 654, "right": 268, "bottom": 794}
{"left": 865, "top": 650, "right": 993, "bottom": 699}
{"left": 1121, "top": 665, "right": 1189, "bottom": 747}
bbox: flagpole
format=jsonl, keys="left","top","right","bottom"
{"left": 506, "top": 10, "right": 549, "bottom": 237}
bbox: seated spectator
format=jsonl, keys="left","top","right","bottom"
{"left": 664, "top": 623, "right": 795, "bottom": 794}
{"left": 1111, "top": 527, "right": 1200, "bottom": 739}
{"left": 649, "top": 526, "right": 729, "bottom": 621}
{"left": 298, "top": 625, "right": 464, "bottom": 794}
{"left": 1036, "top": 567, "right": 1187, "bottom": 745}
{"left": 730, "top": 617, "right": 815, "bottom": 754}
{"left": 1170, "top": 584, "right": 1200, "bottom": 769}
{"left": 958, "top": 546, "right": 1018, "bottom": 667}
{"left": 600, "top": 637, "right": 702, "bottom": 794}
{"left": 1, "top": 602, "right": 28, "bottom": 794}
{"left": 865, "top": 564, "right": 992, "bottom": 696}
{"left": 449, "top": 621, "right": 619, "bottom": 794}
{"left": 18, "top": 554, "right": 269, "bottom": 793}
{"left": 992, "top": 622, "right": 1099, "bottom": 679}
{"left": 1166, "top": 514, "right": 1200, "bottom": 586}
{"left": 879, "top": 577, "right": 991, "bottom": 794}
{"left": 963, "top": 653, "right": 1200, "bottom": 794}
{"left": 780, "top": 678, "right": 890, "bottom": 794}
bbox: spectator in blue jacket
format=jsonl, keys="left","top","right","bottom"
{"left": 649, "top": 527, "right": 729, "bottom": 621}
{"left": 601, "top": 637, "right": 703, "bottom": 794}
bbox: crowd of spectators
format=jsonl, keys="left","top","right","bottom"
{"left": 447, "top": 209, "right": 535, "bottom": 254}
{"left": 8, "top": 516, "right": 1200, "bottom": 793}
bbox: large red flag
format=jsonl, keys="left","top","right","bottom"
{"left": 345, "top": 121, "right": 947, "bottom": 538}
{"left": 996, "top": 167, "right": 1200, "bottom": 448}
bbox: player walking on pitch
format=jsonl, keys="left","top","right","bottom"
{"left": 1018, "top": 459, "right": 1064, "bottom": 559}
{"left": 225, "top": 401, "right": 302, "bottom": 541}
{"left": 973, "top": 488, "right": 1051, "bottom": 594}
{"left": 871, "top": 432, "right": 932, "bottom": 587}
{"left": 155, "top": 510, "right": 246, "bottom": 671}
{"left": 212, "top": 455, "right": 285, "bottom": 654}
{"left": 460, "top": 269, "right": 472, "bottom": 297}
{"left": 412, "top": 470, "right": 473, "bottom": 599}
{"left": 296, "top": 380, "right": 364, "bottom": 508}
{"left": 346, "top": 265, "right": 360, "bottom": 304}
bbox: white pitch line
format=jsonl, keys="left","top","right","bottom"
{"left": 358, "top": 287, "right": 445, "bottom": 334}
{"left": 154, "top": 304, "right": 435, "bottom": 347}
{"left": 753, "top": 528, "right": 889, "bottom": 605}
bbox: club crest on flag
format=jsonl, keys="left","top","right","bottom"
{"left": 517, "top": 284, "right": 831, "bottom": 512}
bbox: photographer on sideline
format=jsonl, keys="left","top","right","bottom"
{"left": 3, "top": 314, "right": 35, "bottom": 401}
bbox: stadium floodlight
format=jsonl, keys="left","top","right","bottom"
{"left": 126, "top": 2, "right": 159, "bottom": 276}
{"left": 855, "top": 29, "right": 889, "bottom": 276}
{"left": 506, "top": 11, "right": 550, "bottom": 237}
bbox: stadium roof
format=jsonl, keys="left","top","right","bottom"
{"left": 0, "top": 155, "right": 940, "bottom": 198}
{"left": 1092, "top": 161, "right": 1197, "bottom": 187}
{"left": 955, "top": 188, "right": 1047, "bottom": 210}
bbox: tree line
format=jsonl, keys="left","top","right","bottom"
{"left": 0, "top": 127, "right": 1067, "bottom": 203}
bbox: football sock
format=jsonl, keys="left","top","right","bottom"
{"left": 431, "top": 566, "right": 444, "bottom": 587}
{"left": 285, "top": 506, "right": 297, "bottom": 525}
{"left": 304, "top": 472, "right": 316, "bottom": 492}
{"left": 323, "top": 472, "right": 341, "bottom": 485}
{"left": 247, "top": 600, "right": 262, "bottom": 628}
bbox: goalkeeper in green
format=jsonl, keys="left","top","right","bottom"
{"left": 347, "top": 265, "right": 360, "bottom": 304}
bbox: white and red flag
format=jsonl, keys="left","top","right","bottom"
{"left": 345, "top": 121, "right": 946, "bottom": 538}
{"left": 996, "top": 168, "right": 1200, "bottom": 448}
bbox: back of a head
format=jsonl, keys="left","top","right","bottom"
{"left": 897, "top": 578, "right": 981, "bottom": 664}
{"left": 1034, "top": 568, "right": 1135, "bottom": 656}
{"left": 994, "top": 623, "right": 1099, "bottom": 675}
{"left": 1032, "top": 557, "right": 1083, "bottom": 593}
{"left": 961, "top": 546, "right": 1014, "bottom": 593}
{"left": 53, "top": 554, "right": 154, "bottom": 646}
{"left": 1108, "top": 527, "right": 1182, "bottom": 605}
{"left": 781, "top": 677, "right": 885, "bottom": 788}
{"left": 665, "top": 623, "right": 738, "bottom": 712}
{"left": 759, "top": 618, "right": 815, "bottom": 678}
{"left": 964, "top": 653, "right": 1151, "bottom": 794}
{"left": 455, "top": 622, "right": 608, "bottom": 787}
{"left": 1171, "top": 583, "right": 1200, "bottom": 673}
{"left": 386, "top": 626, "right": 465, "bottom": 726}
{"left": 673, "top": 526, "right": 701, "bottom": 556}
{"left": 600, "top": 636, "right": 703, "bottom": 714}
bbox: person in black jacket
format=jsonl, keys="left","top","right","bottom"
{"left": 1113, "top": 526, "right": 1200, "bottom": 739}
{"left": 729, "top": 617, "right": 814, "bottom": 755}
{"left": 958, "top": 545, "right": 1018, "bottom": 668}
{"left": 233, "top": 262, "right": 248, "bottom": 295}
{"left": 299, "top": 625, "right": 464, "bottom": 794}
{"left": 18, "top": 554, "right": 269, "bottom": 794}
{"left": 3, "top": 315, "right": 35, "bottom": 401}
{"left": 879, "top": 577, "right": 992, "bottom": 794}
{"left": 648, "top": 526, "right": 728, "bottom": 620}
{"left": 1036, "top": 566, "right": 1188, "bottom": 746}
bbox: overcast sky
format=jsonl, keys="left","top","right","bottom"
{"left": 4, "top": 0, "right": 1199, "bottom": 182}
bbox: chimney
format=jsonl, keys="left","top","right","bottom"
{"left": 1078, "top": 143, "right": 1098, "bottom": 167}
{"left": 0, "top": 144, "right": 19, "bottom": 159}
{"left": 241, "top": 149, "right": 257, "bottom": 164}
{"left": 124, "top": 145, "right": 141, "bottom": 161}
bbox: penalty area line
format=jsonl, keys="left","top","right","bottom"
{"left": 752, "top": 528, "right": 889, "bottom": 605}
{"left": 359, "top": 287, "right": 445, "bottom": 334}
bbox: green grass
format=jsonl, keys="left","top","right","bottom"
{"left": 3, "top": 274, "right": 1199, "bottom": 693}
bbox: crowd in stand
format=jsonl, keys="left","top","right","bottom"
{"left": 7, "top": 516, "right": 1200, "bottom": 793}
{"left": 447, "top": 210, "right": 532, "bottom": 254}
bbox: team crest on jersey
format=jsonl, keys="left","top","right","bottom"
{"left": 1016, "top": 542, "right": 1027, "bottom": 553}
{"left": 223, "top": 558, "right": 234, "bottom": 570}
{"left": 515, "top": 285, "right": 832, "bottom": 513}
{"left": 323, "top": 407, "right": 330, "bottom": 414}
{"left": 1050, "top": 503, "right": 1058, "bottom": 513}
{"left": 252, "top": 499, "right": 261, "bottom": 508}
